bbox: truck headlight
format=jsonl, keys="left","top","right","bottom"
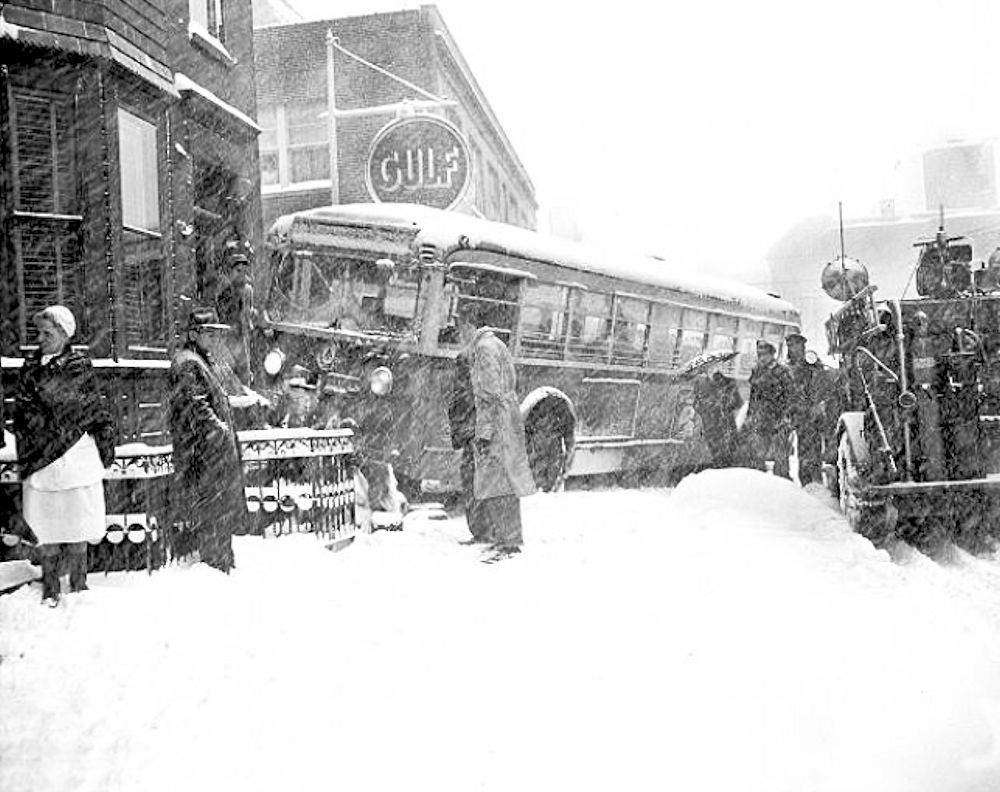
{"left": 264, "top": 348, "right": 286, "bottom": 376}
{"left": 369, "top": 366, "right": 393, "bottom": 396}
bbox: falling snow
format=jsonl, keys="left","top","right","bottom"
{"left": 3, "top": 469, "right": 1000, "bottom": 792}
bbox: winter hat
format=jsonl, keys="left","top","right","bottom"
{"left": 184, "top": 306, "right": 230, "bottom": 332}
{"left": 34, "top": 305, "right": 76, "bottom": 340}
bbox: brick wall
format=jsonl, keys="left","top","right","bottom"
{"left": 255, "top": 9, "right": 537, "bottom": 232}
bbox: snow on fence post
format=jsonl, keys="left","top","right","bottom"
{"left": 0, "top": 427, "right": 358, "bottom": 583}
{"left": 237, "top": 427, "right": 357, "bottom": 550}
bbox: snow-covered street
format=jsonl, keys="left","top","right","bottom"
{"left": 4, "top": 469, "right": 1000, "bottom": 792}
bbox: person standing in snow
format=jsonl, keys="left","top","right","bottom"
{"left": 168, "top": 308, "right": 247, "bottom": 573}
{"left": 453, "top": 299, "right": 535, "bottom": 562}
{"left": 448, "top": 338, "right": 486, "bottom": 543}
{"left": 13, "top": 305, "right": 116, "bottom": 606}
{"left": 690, "top": 369, "right": 744, "bottom": 468}
{"left": 215, "top": 241, "right": 256, "bottom": 385}
{"left": 743, "top": 339, "right": 794, "bottom": 479}
{"left": 785, "top": 333, "right": 826, "bottom": 485}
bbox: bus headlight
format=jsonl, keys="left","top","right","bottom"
{"left": 369, "top": 366, "right": 393, "bottom": 396}
{"left": 264, "top": 348, "right": 286, "bottom": 377}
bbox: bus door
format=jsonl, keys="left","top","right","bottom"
{"left": 439, "top": 261, "right": 536, "bottom": 347}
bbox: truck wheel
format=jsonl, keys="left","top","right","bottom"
{"left": 837, "top": 433, "right": 894, "bottom": 545}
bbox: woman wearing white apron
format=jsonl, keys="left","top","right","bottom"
{"left": 13, "top": 306, "right": 116, "bottom": 606}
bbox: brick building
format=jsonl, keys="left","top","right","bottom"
{"left": 0, "top": 0, "right": 262, "bottom": 441}
{"left": 253, "top": 5, "right": 537, "bottom": 233}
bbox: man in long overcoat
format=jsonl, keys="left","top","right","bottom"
{"left": 167, "top": 308, "right": 247, "bottom": 573}
{"left": 744, "top": 339, "right": 794, "bottom": 479}
{"left": 454, "top": 300, "right": 535, "bottom": 561}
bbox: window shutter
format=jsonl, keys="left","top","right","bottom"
{"left": 10, "top": 90, "right": 83, "bottom": 344}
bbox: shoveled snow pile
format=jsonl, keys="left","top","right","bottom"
{"left": 3, "top": 468, "right": 1000, "bottom": 792}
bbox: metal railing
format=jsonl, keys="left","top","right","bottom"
{"left": 0, "top": 428, "right": 357, "bottom": 575}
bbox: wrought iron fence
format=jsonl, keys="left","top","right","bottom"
{"left": 239, "top": 428, "right": 357, "bottom": 549}
{"left": 0, "top": 428, "right": 357, "bottom": 576}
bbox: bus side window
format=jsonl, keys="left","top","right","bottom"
{"left": 612, "top": 296, "right": 651, "bottom": 366}
{"left": 648, "top": 302, "right": 682, "bottom": 368}
{"left": 676, "top": 309, "right": 709, "bottom": 365}
{"left": 567, "top": 291, "right": 612, "bottom": 362}
{"left": 436, "top": 272, "right": 520, "bottom": 346}
{"left": 520, "top": 282, "right": 568, "bottom": 359}
{"left": 708, "top": 314, "right": 739, "bottom": 371}
{"left": 736, "top": 319, "right": 762, "bottom": 376}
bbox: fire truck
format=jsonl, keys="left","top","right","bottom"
{"left": 825, "top": 223, "right": 1000, "bottom": 551}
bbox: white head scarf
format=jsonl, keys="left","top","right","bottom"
{"left": 35, "top": 305, "right": 76, "bottom": 340}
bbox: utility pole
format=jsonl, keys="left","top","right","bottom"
{"left": 323, "top": 34, "right": 458, "bottom": 207}
{"left": 326, "top": 29, "right": 340, "bottom": 205}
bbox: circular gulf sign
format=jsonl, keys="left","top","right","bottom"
{"left": 365, "top": 115, "right": 471, "bottom": 210}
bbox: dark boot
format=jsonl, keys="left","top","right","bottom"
{"left": 38, "top": 546, "right": 60, "bottom": 605}
{"left": 67, "top": 542, "right": 89, "bottom": 592}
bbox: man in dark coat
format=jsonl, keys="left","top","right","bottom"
{"left": 448, "top": 342, "right": 488, "bottom": 543}
{"left": 691, "top": 370, "right": 744, "bottom": 468}
{"left": 451, "top": 300, "right": 535, "bottom": 562}
{"left": 215, "top": 241, "right": 256, "bottom": 385}
{"left": 744, "top": 339, "right": 794, "bottom": 479}
{"left": 786, "top": 333, "right": 826, "bottom": 485}
{"left": 167, "top": 308, "right": 247, "bottom": 573}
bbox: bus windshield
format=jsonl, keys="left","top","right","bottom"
{"left": 267, "top": 250, "right": 421, "bottom": 336}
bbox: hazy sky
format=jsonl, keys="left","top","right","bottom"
{"left": 285, "top": 0, "right": 1000, "bottom": 279}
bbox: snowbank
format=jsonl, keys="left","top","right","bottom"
{"left": 2, "top": 470, "right": 1000, "bottom": 792}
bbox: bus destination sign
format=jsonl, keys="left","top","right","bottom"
{"left": 365, "top": 115, "right": 471, "bottom": 210}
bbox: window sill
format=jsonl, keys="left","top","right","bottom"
{"left": 123, "top": 224, "right": 163, "bottom": 239}
{"left": 188, "top": 21, "right": 237, "bottom": 66}
{"left": 262, "top": 180, "right": 333, "bottom": 195}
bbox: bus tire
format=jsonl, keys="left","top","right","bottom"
{"left": 525, "top": 399, "right": 574, "bottom": 493}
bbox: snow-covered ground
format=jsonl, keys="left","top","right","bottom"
{"left": 4, "top": 469, "right": 1000, "bottom": 792}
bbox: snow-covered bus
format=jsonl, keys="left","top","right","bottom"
{"left": 256, "top": 203, "right": 801, "bottom": 495}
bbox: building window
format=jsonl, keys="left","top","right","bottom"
{"left": 190, "top": 0, "right": 224, "bottom": 41}
{"left": 258, "top": 100, "right": 330, "bottom": 190}
{"left": 118, "top": 109, "right": 166, "bottom": 350}
{"left": 286, "top": 100, "right": 329, "bottom": 184}
{"left": 258, "top": 104, "right": 279, "bottom": 187}
{"left": 8, "top": 89, "right": 84, "bottom": 345}
{"left": 119, "top": 110, "right": 160, "bottom": 233}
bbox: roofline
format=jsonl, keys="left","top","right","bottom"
{"left": 272, "top": 203, "right": 798, "bottom": 320}
{"left": 251, "top": 0, "right": 305, "bottom": 28}
{"left": 420, "top": 5, "right": 536, "bottom": 200}
{"left": 844, "top": 207, "right": 1000, "bottom": 230}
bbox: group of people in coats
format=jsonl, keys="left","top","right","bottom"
{"left": 14, "top": 298, "right": 827, "bottom": 599}
{"left": 10, "top": 304, "right": 247, "bottom": 605}
{"left": 690, "top": 334, "right": 838, "bottom": 483}
{"left": 9, "top": 295, "right": 537, "bottom": 604}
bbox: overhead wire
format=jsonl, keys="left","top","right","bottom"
{"left": 329, "top": 38, "right": 446, "bottom": 103}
